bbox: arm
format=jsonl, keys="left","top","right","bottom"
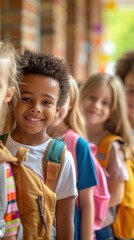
{"left": 108, "top": 179, "right": 125, "bottom": 207}
{"left": 56, "top": 196, "right": 75, "bottom": 240}
{"left": 79, "top": 187, "right": 94, "bottom": 240}
{"left": 107, "top": 142, "right": 127, "bottom": 207}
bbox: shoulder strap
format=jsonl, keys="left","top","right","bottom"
{"left": 0, "top": 134, "right": 8, "bottom": 143}
{"left": 46, "top": 139, "right": 66, "bottom": 163}
{"left": 43, "top": 138, "right": 66, "bottom": 191}
{"left": 97, "top": 133, "right": 124, "bottom": 168}
{"left": 64, "top": 129, "right": 79, "bottom": 178}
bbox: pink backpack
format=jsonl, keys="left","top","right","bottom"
{"left": 64, "top": 129, "right": 110, "bottom": 231}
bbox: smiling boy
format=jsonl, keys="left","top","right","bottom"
{"left": 5, "top": 49, "right": 77, "bottom": 240}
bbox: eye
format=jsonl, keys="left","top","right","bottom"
{"left": 42, "top": 100, "right": 52, "bottom": 105}
{"left": 21, "top": 97, "right": 31, "bottom": 102}
{"left": 127, "top": 89, "right": 134, "bottom": 95}
{"left": 89, "top": 95, "right": 96, "bottom": 101}
{"left": 102, "top": 101, "right": 110, "bottom": 106}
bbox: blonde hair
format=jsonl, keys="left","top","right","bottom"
{"left": 0, "top": 41, "right": 20, "bottom": 92}
{"left": 0, "top": 41, "right": 20, "bottom": 133}
{"left": 64, "top": 75, "right": 87, "bottom": 138}
{"left": 80, "top": 72, "right": 133, "bottom": 157}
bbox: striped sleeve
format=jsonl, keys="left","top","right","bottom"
{"left": 4, "top": 163, "right": 20, "bottom": 237}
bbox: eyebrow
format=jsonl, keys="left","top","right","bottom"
{"left": 21, "top": 91, "right": 55, "bottom": 99}
{"left": 104, "top": 98, "right": 111, "bottom": 101}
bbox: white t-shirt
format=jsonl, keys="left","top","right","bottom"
{"left": 5, "top": 134, "right": 78, "bottom": 239}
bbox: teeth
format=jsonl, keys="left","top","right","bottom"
{"left": 27, "top": 117, "right": 41, "bottom": 121}
{"left": 31, "top": 119, "right": 40, "bottom": 122}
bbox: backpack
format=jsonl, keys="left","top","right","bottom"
{"left": 0, "top": 139, "right": 14, "bottom": 238}
{"left": 0, "top": 135, "right": 66, "bottom": 240}
{"left": 97, "top": 133, "right": 134, "bottom": 239}
{"left": 64, "top": 129, "right": 110, "bottom": 231}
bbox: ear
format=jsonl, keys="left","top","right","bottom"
{"left": 4, "top": 86, "right": 15, "bottom": 103}
{"left": 55, "top": 106, "right": 62, "bottom": 118}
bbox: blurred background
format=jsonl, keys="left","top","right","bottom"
{"left": 0, "top": 0, "right": 134, "bottom": 83}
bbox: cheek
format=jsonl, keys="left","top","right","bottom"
{"left": 106, "top": 108, "right": 111, "bottom": 119}
{"left": 13, "top": 107, "right": 20, "bottom": 119}
{"left": 13, "top": 102, "right": 24, "bottom": 116}
{"left": 126, "top": 94, "right": 134, "bottom": 104}
{"left": 83, "top": 100, "right": 90, "bottom": 112}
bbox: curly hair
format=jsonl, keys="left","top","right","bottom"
{"left": 115, "top": 50, "right": 134, "bottom": 82}
{"left": 18, "top": 49, "right": 70, "bottom": 106}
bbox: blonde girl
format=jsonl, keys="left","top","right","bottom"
{"left": 0, "top": 41, "right": 20, "bottom": 240}
{"left": 47, "top": 75, "right": 97, "bottom": 240}
{"left": 80, "top": 72, "right": 133, "bottom": 240}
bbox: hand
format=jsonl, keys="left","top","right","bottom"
{"left": 0, "top": 141, "right": 17, "bottom": 163}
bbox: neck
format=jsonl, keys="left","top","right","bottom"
{"left": 86, "top": 125, "right": 108, "bottom": 143}
{"left": 87, "top": 126, "right": 105, "bottom": 137}
{"left": 11, "top": 128, "right": 49, "bottom": 146}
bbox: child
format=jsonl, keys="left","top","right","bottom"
{"left": 115, "top": 50, "right": 134, "bottom": 143}
{"left": 5, "top": 49, "right": 77, "bottom": 240}
{"left": 79, "top": 73, "right": 133, "bottom": 240}
{"left": 0, "top": 41, "right": 20, "bottom": 239}
{"left": 47, "top": 75, "right": 97, "bottom": 240}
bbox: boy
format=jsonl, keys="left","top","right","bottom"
{"left": 5, "top": 49, "right": 77, "bottom": 240}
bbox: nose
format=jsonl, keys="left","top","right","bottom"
{"left": 93, "top": 100, "right": 101, "bottom": 109}
{"left": 29, "top": 104, "right": 42, "bottom": 113}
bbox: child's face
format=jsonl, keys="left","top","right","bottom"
{"left": 14, "top": 74, "right": 60, "bottom": 135}
{"left": 82, "top": 83, "right": 112, "bottom": 131}
{"left": 124, "top": 72, "right": 134, "bottom": 128}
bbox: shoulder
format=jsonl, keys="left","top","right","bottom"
{"left": 107, "top": 141, "right": 129, "bottom": 181}
{"left": 76, "top": 136, "right": 89, "bottom": 150}
{"left": 55, "top": 148, "right": 78, "bottom": 199}
{"left": 64, "top": 148, "right": 74, "bottom": 165}
{"left": 109, "top": 140, "right": 125, "bottom": 156}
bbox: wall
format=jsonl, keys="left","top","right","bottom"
{"left": 0, "top": 0, "right": 103, "bottom": 82}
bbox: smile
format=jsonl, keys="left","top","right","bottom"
{"left": 25, "top": 116, "right": 43, "bottom": 122}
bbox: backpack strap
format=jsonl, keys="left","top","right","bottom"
{"left": 0, "top": 134, "right": 8, "bottom": 143}
{"left": 15, "top": 147, "right": 29, "bottom": 164}
{"left": 64, "top": 129, "right": 79, "bottom": 179}
{"left": 43, "top": 138, "right": 66, "bottom": 192}
{"left": 97, "top": 133, "right": 124, "bottom": 168}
